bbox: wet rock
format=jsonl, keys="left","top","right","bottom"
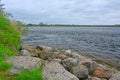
{"left": 62, "top": 57, "right": 80, "bottom": 70}
{"left": 7, "top": 56, "right": 42, "bottom": 74}
{"left": 109, "top": 71, "right": 120, "bottom": 80}
{"left": 43, "top": 62, "right": 79, "bottom": 80}
{"left": 72, "top": 64, "right": 89, "bottom": 79}
{"left": 93, "top": 67, "right": 113, "bottom": 79}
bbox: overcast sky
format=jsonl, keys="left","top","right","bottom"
{"left": 2, "top": 0, "right": 120, "bottom": 25}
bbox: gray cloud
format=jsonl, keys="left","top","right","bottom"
{"left": 2, "top": 0, "right": 120, "bottom": 24}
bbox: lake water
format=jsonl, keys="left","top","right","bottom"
{"left": 22, "top": 27, "right": 120, "bottom": 67}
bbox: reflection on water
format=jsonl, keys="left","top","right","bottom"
{"left": 22, "top": 27, "right": 120, "bottom": 66}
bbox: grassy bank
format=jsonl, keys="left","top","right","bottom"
{"left": 0, "top": 13, "right": 21, "bottom": 80}
{"left": 0, "top": 13, "right": 43, "bottom": 80}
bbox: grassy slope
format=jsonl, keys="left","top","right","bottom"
{"left": 0, "top": 13, "right": 21, "bottom": 80}
{"left": 0, "top": 13, "right": 43, "bottom": 80}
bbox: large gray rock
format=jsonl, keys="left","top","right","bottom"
{"left": 42, "top": 62, "right": 79, "bottom": 80}
{"left": 7, "top": 56, "right": 42, "bottom": 74}
{"left": 109, "top": 71, "right": 120, "bottom": 80}
{"left": 72, "top": 64, "right": 89, "bottom": 79}
{"left": 62, "top": 57, "right": 80, "bottom": 70}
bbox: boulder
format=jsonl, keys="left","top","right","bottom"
{"left": 25, "top": 45, "right": 41, "bottom": 57}
{"left": 109, "top": 71, "right": 120, "bottom": 80}
{"left": 64, "top": 50, "right": 72, "bottom": 57}
{"left": 62, "top": 57, "right": 80, "bottom": 70}
{"left": 72, "top": 64, "right": 89, "bottom": 79}
{"left": 55, "top": 53, "right": 67, "bottom": 60}
{"left": 93, "top": 67, "right": 113, "bottom": 79}
{"left": 42, "top": 62, "right": 79, "bottom": 80}
{"left": 79, "top": 58, "right": 96, "bottom": 74}
{"left": 7, "top": 56, "right": 42, "bottom": 74}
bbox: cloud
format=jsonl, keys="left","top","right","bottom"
{"left": 2, "top": 0, "right": 120, "bottom": 24}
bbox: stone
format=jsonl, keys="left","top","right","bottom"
{"left": 42, "top": 62, "right": 79, "bottom": 80}
{"left": 55, "top": 53, "right": 67, "bottom": 60}
{"left": 41, "top": 47, "right": 58, "bottom": 60}
{"left": 20, "top": 49, "right": 32, "bottom": 56}
{"left": 72, "top": 64, "right": 89, "bottom": 79}
{"left": 7, "top": 56, "right": 42, "bottom": 73}
{"left": 109, "top": 71, "right": 120, "bottom": 80}
{"left": 62, "top": 57, "right": 80, "bottom": 70}
{"left": 71, "top": 52, "right": 85, "bottom": 59}
{"left": 93, "top": 67, "right": 113, "bottom": 79}
{"left": 79, "top": 58, "right": 96, "bottom": 74}
{"left": 86, "top": 76, "right": 107, "bottom": 80}
{"left": 52, "top": 59, "right": 62, "bottom": 63}
{"left": 26, "top": 45, "right": 41, "bottom": 57}
{"left": 86, "top": 76, "right": 101, "bottom": 80}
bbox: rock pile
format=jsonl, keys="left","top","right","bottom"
{"left": 7, "top": 44, "right": 120, "bottom": 80}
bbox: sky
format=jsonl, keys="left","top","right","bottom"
{"left": 2, "top": 0, "right": 120, "bottom": 25}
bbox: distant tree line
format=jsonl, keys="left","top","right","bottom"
{"left": 25, "top": 23, "right": 120, "bottom": 27}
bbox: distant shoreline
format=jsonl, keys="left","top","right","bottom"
{"left": 23, "top": 24, "right": 120, "bottom": 27}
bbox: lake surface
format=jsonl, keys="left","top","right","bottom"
{"left": 22, "top": 27, "right": 120, "bottom": 67}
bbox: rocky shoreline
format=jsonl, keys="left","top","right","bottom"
{"left": 7, "top": 43, "right": 120, "bottom": 80}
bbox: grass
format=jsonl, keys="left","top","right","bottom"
{"left": 0, "top": 61, "right": 12, "bottom": 71}
{"left": 0, "top": 13, "right": 44, "bottom": 80}
{"left": 13, "top": 68, "right": 43, "bottom": 80}
{"left": 0, "top": 13, "right": 21, "bottom": 79}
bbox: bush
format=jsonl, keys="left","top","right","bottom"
{"left": 13, "top": 68, "right": 43, "bottom": 80}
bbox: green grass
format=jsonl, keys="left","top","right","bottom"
{"left": 0, "top": 13, "right": 44, "bottom": 80}
{"left": 0, "top": 13, "right": 20, "bottom": 59}
{"left": 13, "top": 68, "right": 43, "bottom": 80}
{"left": 0, "top": 61, "right": 12, "bottom": 71}
{"left": 0, "top": 13, "right": 21, "bottom": 79}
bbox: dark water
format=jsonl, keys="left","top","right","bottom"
{"left": 22, "top": 27, "right": 120, "bottom": 66}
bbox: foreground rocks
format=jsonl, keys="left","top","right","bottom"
{"left": 7, "top": 44, "right": 120, "bottom": 80}
{"left": 43, "top": 61, "right": 79, "bottom": 80}
{"left": 7, "top": 56, "right": 42, "bottom": 73}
